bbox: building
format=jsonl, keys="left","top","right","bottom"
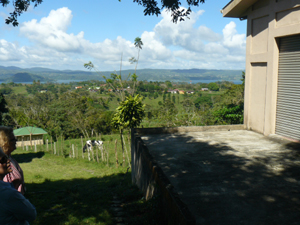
{"left": 201, "top": 88, "right": 208, "bottom": 91}
{"left": 223, "top": 0, "right": 300, "bottom": 141}
{"left": 186, "top": 90, "right": 194, "bottom": 94}
{"left": 168, "top": 89, "right": 179, "bottom": 94}
{"left": 13, "top": 126, "right": 48, "bottom": 147}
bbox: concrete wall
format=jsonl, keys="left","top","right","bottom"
{"left": 131, "top": 129, "right": 196, "bottom": 225}
{"left": 243, "top": 0, "right": 300, "bottom": 136}
{"left": 131, "top": 125, "right": 244, "bottom": 224}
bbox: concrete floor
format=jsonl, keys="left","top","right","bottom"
{"left": 141, "top": 130, "right": 300, "bottom": 225}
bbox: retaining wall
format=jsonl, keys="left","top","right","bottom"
{"left": 131, "top": 124, "right": 244, "bottom": 225}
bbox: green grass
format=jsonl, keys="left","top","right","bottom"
{"left": 13, "top": 134, "right": 163, "bottom": 225}
{"left": 12, "top": 86, "right": 28, "bottom": 95}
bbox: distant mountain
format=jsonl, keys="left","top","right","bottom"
{"left": 0, "top": 65, "right": 244, "bottom": 82}
{"left": 5, "top": 72, "right": 53, "bottom": 83}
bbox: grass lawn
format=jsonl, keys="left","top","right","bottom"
{"left": 12, "top": 86, "right": 28, "bottom": 95}
{"left": 13, "top": 136, "right": 163, "bottom": 225}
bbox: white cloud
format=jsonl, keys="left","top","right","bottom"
{"left": 0, "top": 7, "right": 246, "bottom": 71}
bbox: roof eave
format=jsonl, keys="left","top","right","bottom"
{"left": 222, "top": 0, "right": 259, "bottom": 18}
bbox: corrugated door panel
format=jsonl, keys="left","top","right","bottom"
{"left": 276, "top": 35, "right": 300, "bottom": 140}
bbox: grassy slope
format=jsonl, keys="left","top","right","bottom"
{"left": 14, "top": 133, "right": 163, "bottom": 225}
{"left": 15, "top": 134, "right": 127, "bottom": 225}
{"left": 11, "top": 86, "right": 28, "bottom": 95}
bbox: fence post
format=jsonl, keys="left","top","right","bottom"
{"left": 51, "top": 137, "right": 53, "bottom": 154}
{"left": 88, "top": 147, "right": 91, "bottom": 161}
{"left": 114, "top": 139, "right": 118, "bottom": 168}
{"left": 76, "top": 145, "right": 78, "bottom": 159}
{"left": 96, "top": 148, "right": 99, "bottom": 163}
{"left": 54, "top": 142, "right": 56, "bottom": 155}
{"left": 100, "top": 144, "right": 104, "bottom": 161}
{"left": 22, "top": 136, "right": 24, "bottom": 150}
{"left": 34, "top": 142, "right": 37, "bottom": 152}
{"left": 81, "top": 136, "right": 84, "bottom": 159}
{"left": 72, "top": 144, "right": 75, "bottom": 158}
{"left": 91, "top": 146, "right": 95, "bottom": 162}
{"left": 26, "top": 145, "right": 28, "bottom": 151}
{"left": 60, "top": 135, "right": 63, "bottom": 157}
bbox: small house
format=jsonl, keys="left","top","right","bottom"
{"left": 75, "top": 86, "right": 83, "bottom": 89}
{"left": 13, "top": 126, "right": 48, "bottom": 147}
{"left": 201, "top": 88, "right": 208, "bottom": 91}
{"left": 179, "top": 90, "right": 185, "bottom": 94}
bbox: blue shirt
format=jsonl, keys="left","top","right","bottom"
{"left": 0, "top": 181, "right": 36, "bottom": 225}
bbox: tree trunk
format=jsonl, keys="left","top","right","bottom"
{"left": 120, "top": 129, "right": 125, "bottom": 167}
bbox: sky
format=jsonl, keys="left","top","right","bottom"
{"left": 0, "top": 0, "right": 247, "bottom": 72}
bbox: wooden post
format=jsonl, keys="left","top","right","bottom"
{"left": 123, "top": 134, "right": 130, "bottom": 167}
{"left": 26, "top": 145, "right": 28, "bottom": 151}
{"left": 100, "top": 143, "right": 104, "bottom": 161}
{"left": 34, "top": 142, "right": 37, "bottom": 152}
{"left": 46, "top": 139, "right": 49, "bottom": 152}
{"left": 22, "top": 136, "right": 24, "bottom": 150}
{"left": 54, "top": 142, "right": 56, "bottom": 155}
{"left": 69, "top": 145, "right": 72, "bottom": 158}
{"left": 114, "top": 139, "right": 118, "bottom": 168}
{"left": 96, "top": 148, "right": 99, "bottom": 163}
{"left": 88, "top": 147, "right": 91, "bottom": 161}
{"left": 60, "top": 135, "right": 62, "bottom": 156}
{"left": 105, "top": 146, "right": 109, "bottom": 166}
{"left": 120, "top": 130, "right": 125, "bottom": 167}
{"left": 51, "top": 137, "right": 53, "bottom": 154}
{"left": 91, "top": 146, "right": 95, "bottom": 162}
{"left": 81, "top": 136, "right": 84, "bottom": 159}
{"left": 76, "top": 145, "right": 78, "bottom": 158}
{"left": 72, "top": 144, "right": 75, "bottom": 158}
{"left": 30, "top": 133, "right": 32, "bottom": 150}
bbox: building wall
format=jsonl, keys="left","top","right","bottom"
{"left": 244, "top": 0, "right": 300, "bottom": 135}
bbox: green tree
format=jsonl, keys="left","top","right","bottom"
{"left": 112, "top": 94, "right": 145, "bottom": 166}
{"left": 129, "top": 37, "right": 143, "bottom": 95}
{"left": 208, "top": 82, "right": 219, "bottom": 91}
{"left": 0, "top": 93, "right": 8, "bottom": 124}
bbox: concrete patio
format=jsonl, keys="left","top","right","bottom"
{"left": 131, "top": 125, "right": 300, "bottom": 225}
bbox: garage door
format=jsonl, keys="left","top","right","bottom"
{"left": 276, "top": 35, "right": 300, "bottom": 141}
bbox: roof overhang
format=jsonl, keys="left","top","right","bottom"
{"left": 222, "top": 0, "right": 259, "bottom": 18}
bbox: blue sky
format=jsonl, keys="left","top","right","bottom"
{"left": 0, "top": 0, "right": 246, "bottom": 71}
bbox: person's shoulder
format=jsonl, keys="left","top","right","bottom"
{"left": 0, "top": 180, "right": 16, "bottom": 198}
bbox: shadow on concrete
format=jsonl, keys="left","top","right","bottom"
{"left": 141, "top": 131, "right": 300, "bottom": 225}
{"left": 12, "top": 152, "right": 45, "bottom": 163}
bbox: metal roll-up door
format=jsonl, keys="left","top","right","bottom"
{"left": 276, "top": 35, "right": 300, "bottom": 140}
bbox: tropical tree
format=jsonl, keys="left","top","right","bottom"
{"left": 112, "top": 94, "right": 145, "bottom": 166}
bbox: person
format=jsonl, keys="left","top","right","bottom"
{"left": 0, "top": 147, "right": 36, "bottom": 224}
{"left": 0, "top": 126, "right": 25, "bottom": 194}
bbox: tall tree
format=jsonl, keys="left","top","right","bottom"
{"left": 0, "top": 93, "right": 8, "bottom": 124}
{"left": 2, "top": 0, "right": 206, "bottom": 26}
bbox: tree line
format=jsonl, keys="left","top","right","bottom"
{"left": 0, "top": 75, "right": 244, "bottom": 141}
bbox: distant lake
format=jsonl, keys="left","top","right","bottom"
{"left": 190, "top": 80, "right": 242, "bottom": 84}
{"left": 147, "top": 79, "right": 242, "bottom": 84}
{"left": 1, "top": 79, "right": 243, "bottom": 85}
